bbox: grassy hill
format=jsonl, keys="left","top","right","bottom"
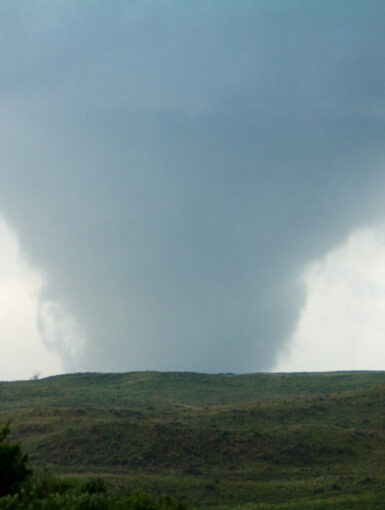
{"left": 2, "top": 370, "right": 385, "bottom": 410}
{"left": 2, "top": 371, "right": 385, "bottom": 509}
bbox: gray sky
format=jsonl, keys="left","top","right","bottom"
{"left": 1, "top": 1, "right": 385, "bottom": 376}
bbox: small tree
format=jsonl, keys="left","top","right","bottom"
{"left": 31, "top": 371, "right": 41, "bottom": 381}
{"left": 0, "top": 421, "right": 32, "bottom": 497}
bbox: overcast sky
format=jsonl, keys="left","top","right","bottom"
{"left": 1, "top": 1, "right": 385, "bottom": 380}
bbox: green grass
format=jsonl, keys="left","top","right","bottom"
{"left": 2, "top": 371, "right": 385, "bottom": 509}
{"left": 2, "top": 371, "right": 385, "bottom": 411}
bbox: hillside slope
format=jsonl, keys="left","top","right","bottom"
{"left": 1, "top": 370, "right": 385, "bottom": 410}
{"left": 2, "top": 371, "right": 385, "bottom": 509}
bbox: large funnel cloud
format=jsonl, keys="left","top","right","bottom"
{"left": 0, "top": 1, "right": 385, "bottom": 372}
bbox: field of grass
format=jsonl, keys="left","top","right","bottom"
{"left": 1, "top": 371, "right": 385, "bottom": 509}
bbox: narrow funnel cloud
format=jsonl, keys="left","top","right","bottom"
{"left": 0, "top": 2, "right": 385, "bottom": 373}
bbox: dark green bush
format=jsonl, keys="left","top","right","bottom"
{"left": 0, "top": 422, "right": 32, "bottom": 497}
{"left": 80, "top": 478, "right": 107, "bottom": 495}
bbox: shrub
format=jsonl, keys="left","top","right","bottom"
{"left": 80, "top": 478, "right": 107, "bottom": 495}
{"left": 0, "top": 422, "right": 32, "bottom": 497}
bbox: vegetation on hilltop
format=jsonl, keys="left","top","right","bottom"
{"left": 1, "top": 371, "right": 385, "bottom": 411}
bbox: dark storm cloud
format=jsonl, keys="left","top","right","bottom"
{"left": 0, "top": 1, "right": 385, "bottom": 372}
